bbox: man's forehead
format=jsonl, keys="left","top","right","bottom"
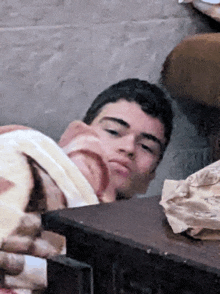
{"left": 92, "top": 99, "right": 166, "bottom": 141}
{"left": 98, "top": 100, "right": 142, "bottom": 115}
{"left": 94, "top": 100, "right": 146, "bottom": 126}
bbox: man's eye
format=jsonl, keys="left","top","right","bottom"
{"left": 105, "top": 129, "right": 119, "bottom": 136}
{"left": 141, "top": 144, "right": 153, "bottom": 153}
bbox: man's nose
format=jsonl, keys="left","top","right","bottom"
{"left": 118, "top": 135, "right": 135, "bottom": 158}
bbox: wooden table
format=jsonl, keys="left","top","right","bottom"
{"left": 42, "top": 196, "right": 220, "bottom": 294}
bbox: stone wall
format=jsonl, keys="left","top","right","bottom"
{"left": 1, "top": 0, "right": 219, "bottom": 196}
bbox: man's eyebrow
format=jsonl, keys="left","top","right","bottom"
{"left": 142, "top": 133, "right": 165, "bottom": 152}
{"left": 99, "top": 117, "right": 129, "bottom": 128}
{"left": 100, "top": 116, "right": 165, "bottom": 153}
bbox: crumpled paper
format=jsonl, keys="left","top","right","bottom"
{"left": 160, "top": 160, "right": 220, "bottom": 239}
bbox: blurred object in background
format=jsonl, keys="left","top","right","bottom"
{"left": 179, "top": 0, "right": 220, "bottom": 22}
{"left": 161, "top": 33, "right": 220, "bottom": 162}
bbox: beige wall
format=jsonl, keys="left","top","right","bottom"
{"left": 0, "top": 0, "right": 218, "bottom": 196}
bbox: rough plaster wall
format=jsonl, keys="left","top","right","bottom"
{"left": 1, "top": 0, "right": 219, "bottom": 196}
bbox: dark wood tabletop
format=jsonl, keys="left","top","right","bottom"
{"left": 43, "top": 195, "right": 220, "bottom": 293}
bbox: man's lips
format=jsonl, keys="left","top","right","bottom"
{"left": 109, "top": 160, "right": 131, "bottom": 177}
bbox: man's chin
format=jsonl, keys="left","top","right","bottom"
{"left": 115, "top": 181, "right": 149, "bottom": 200}
{"left": 111, "top": 176, "right": 144, "bottom": 200}
{"left": 115, "top": 185, "right": 134, "bottom": 200}
{"left": 116, "top": 190, "right": 131, "bottom": 200}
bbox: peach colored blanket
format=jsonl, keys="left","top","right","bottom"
{"left": 0, "top": 122, "right": 109, "bottom": 293}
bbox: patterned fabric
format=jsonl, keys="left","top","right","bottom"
{"left": 0, "top": 290, "right": 17, "bottom": 294}
{"left": 0, "top": 122, "right": 110, "bottom": 292}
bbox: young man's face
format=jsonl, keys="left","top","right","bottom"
{"left": 90, "top": 99, "right": 166, "bottom": 201}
